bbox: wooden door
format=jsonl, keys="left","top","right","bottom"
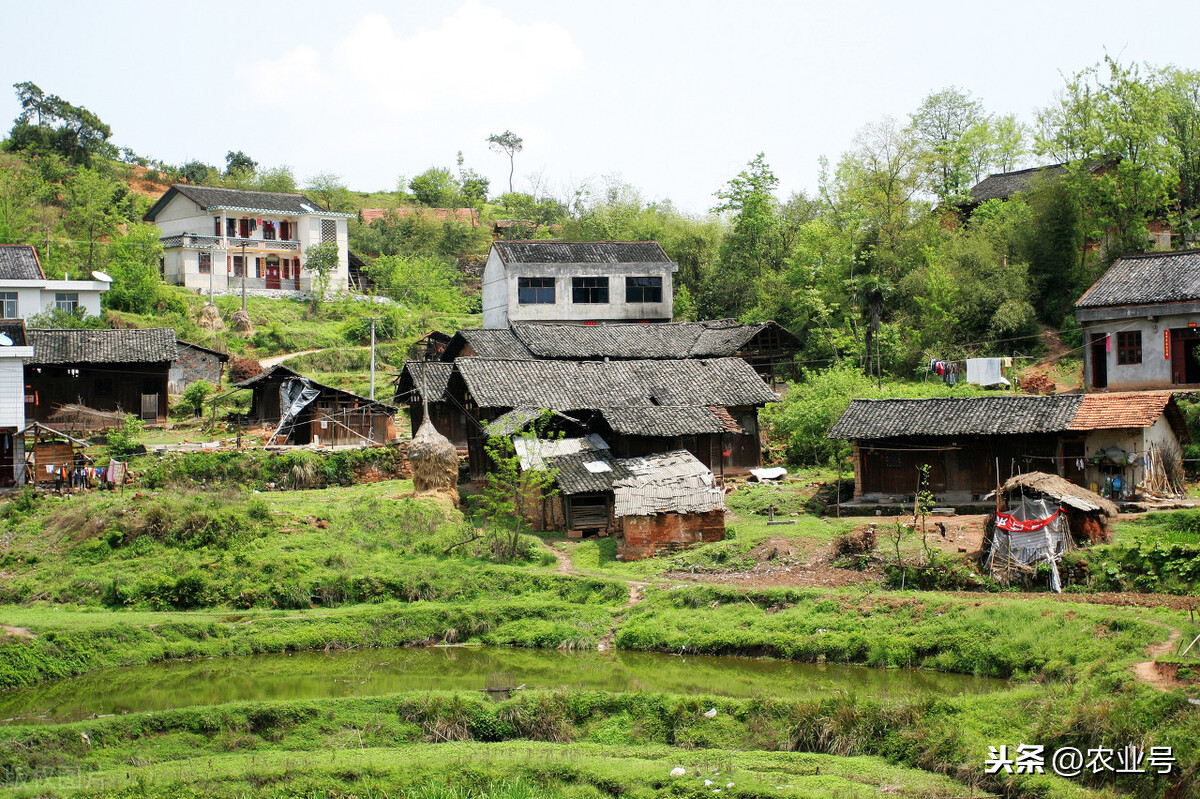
{"left": 265, "top": 257, "right": 281, "bottom": 290}
{"left": 1090, "top": 333, "right": 1108, "bottom": 389}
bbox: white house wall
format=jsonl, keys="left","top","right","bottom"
{"left": 0, "top": 280, "right": 106, "bottom": 320}
{"left": 1081, "top": 418, "right": 1182, "bottom": 493}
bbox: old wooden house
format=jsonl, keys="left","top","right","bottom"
{"left": 24, "top": 328, "right": 176, "bottom": 423}
{"left": 394, "top": 361, "right": 465, "bottom": 448}
{"left": 447, "top": 356, "right": 777, "bottom": 479}
{"left": 234, "top": 365, "right": 397, "bottom": 446}
{"left": 828, "top": 392, "right": 1189, "bottom": 503}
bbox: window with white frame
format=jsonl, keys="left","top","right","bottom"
{"left": 0, "top": 292, "right": 15, "bottom": 319}
{"left": 55, "top": 293, "right": 79, "bottom": 313}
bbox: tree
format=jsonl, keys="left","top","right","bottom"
{"left": 409, "top": 167, "right": 460, "bottom": 207}
{"left": 181, "top": 380, "right": 215, "bottom": 417}
{"left": 908, "top": 86, "right": 993, "bottom": 204}
{"left": 1163, "top": 68, "right": 1200, "bottom": 218}
{"left": 64, "top": 168, "right": 120, "bottom": 267}
{"left": 256, "top": 165, "right": 297, "bottom": 193}
{"left": 304, "top": 240, "right": 340, "bottom": 306}
{"left": 104, "top": 223, "right": 165, "bottom": 314}
{"left": 304, "top": 173, "right": 353, "bottom": 212}
{"left": 364, "top": 254, "right": 469, "bottom": 313}
{"left": 487, "top": 130, "right": 524, "bottom": 193}
{"left": 179, "top": 160, "right": 216, "bottom": 185}
{"left": 457, "top": 150, "right": 490, "bottom": 205}
{"left": 225, "top": 150, "right": 258, "bottom": 174}
{"left": 7, "top": 81, "right": 117, "bottom": 165}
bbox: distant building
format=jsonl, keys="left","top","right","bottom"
{"left": 0, "top": 245, "right": 110, "bottom": 321}
{"left": 169, "top": 341, "right": 229, "bottom": 394}
{"left": 0, "top": 321, "right": 35, "bottom": 487}
{"left": 481, "top": 241, "right": 677, "bottom": 328}
{"left": 144, "top": 185, "right": 355, "bottom": 296}
{"left": 1075, "top": 250, "right": 1200, "bottom": 390}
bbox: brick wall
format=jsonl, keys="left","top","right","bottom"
{"left": 852, "top": 442, "right": 862, "bottom": 498}
{"left": 619, "top": 510, "right": 725, "bottom": 560}
{"left": 170, "top": 346, "right": 224, "bottom": 393}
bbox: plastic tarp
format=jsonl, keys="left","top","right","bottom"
{"left": 270, "top": 377, "right": 321, "bottom": 444}
{"left": 986, "top": 496, "right": 1073, "bottom": 592}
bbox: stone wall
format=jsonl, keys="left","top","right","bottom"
{"left": 170, "top": 345, "right": 224, "bottom": 393}
{"left": 620, "top": 510, "right": 725, "bottom": 560}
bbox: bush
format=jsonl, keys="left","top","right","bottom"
{"left": 105, "top": 414, "right": 145, "bottom": 456}
{"left": 228, "top": 356, "right": 262, "bottom": 383}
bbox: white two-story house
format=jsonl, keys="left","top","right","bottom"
{"left": 481, "top": 241, "right": 678, "bottom": 329}
{"left": 0, "top": 245, "right": 110, "bottom": 321}
{"left": 144, "top": 185, "right": 355, "bottom": 296}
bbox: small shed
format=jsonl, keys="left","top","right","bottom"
{"left": 170, "top": 340, "right": 229, "bottom": 394}
{"left": 21, "top": 422, "right": 91, "bottom": 487}
{"left": 985, "top": 471, "right": 1118, "bottom": 591}
{"left": 234, "top": 365, "right": 397, "bottom": 446}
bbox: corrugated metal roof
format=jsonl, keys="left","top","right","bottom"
{"left": 514, "top": 435, "right": 608, "bottom": 472}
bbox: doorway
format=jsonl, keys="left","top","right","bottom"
{"left": 265, "top": 255, "right": 281, "bottom": 290}
{"left": 1090, "top": 333, "right": 1108, "bottom": 389}
{"left": 1171, "top": 328, "right": 1200, "bottom": 384}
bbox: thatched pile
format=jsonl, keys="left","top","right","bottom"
{"left": 197, "top": 303, "right": 226, "bottom": 331}
{"left": 409, "top": 417, "right": 459, "bottom": 504}
{"left": 48, "top": 403, "right": 126, "bottom": 432}
{"left": 994, "top": 471, "right": 1117, "bottom": 544}
{"left": 230, "top": 309, "right": 254, "bottom": 336}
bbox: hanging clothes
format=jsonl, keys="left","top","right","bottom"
{"left": 966, "top": 358, "right": 1010, "bottom": 387}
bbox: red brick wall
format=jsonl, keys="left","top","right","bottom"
{"left": 852, "top": 442, "right": 862, "bottom": 498}
{"left": 619, "top": 510, "right": 725, "bottom": 560}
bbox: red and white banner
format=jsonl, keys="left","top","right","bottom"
{"left": 995, "top": 508, "right": 1062, "bottom": 532}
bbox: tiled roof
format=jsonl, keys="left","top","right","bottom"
{"left": 234, "top": 363, "right": 301, "bottom": 389}
{"left": 612, "top": 450, "right": 724, "bottom": 516}
{"left": 0, "top": 320, "right": 28, "bottom": 347}
{"left": 550, "top": 449, "right": 622, "bottom": 495}
{"left": 176, "top": 340, "right": 230, "bottom": 361}
{"left": 828, "top": 396, "right": 1083, "bottom": 440}
{"left": 26, "top": 328, "right": 178, "bottom": 365}
{"left": 515, "top": 435, "right": 609, "bottom": 473}
{"left": 493, "top": 241, "right": 671, "bottom": 265}
{"left": 450, "top": 329, "right": 536, "bottom": 360}
{"left": 145, "top": 184, "right": 352, "bottom": 221}
{"left": 965, "top": 164, "right": 1068, "bottom": 205}
{"left": 394, "top": 361, "right": 454, "bottom": 403}
{"left": 597, "top": 405, "right": 737, "bottom": 436}
{"left": 455, "top": 357, "right": 777, "bottom": 411}
{"left": 508, "top": 319, "right": 797, "bottom": 360}
{"left": 0, "top": 245, "right": 45, "bottom": 280}
{"left": 1075, "top": 250, "right": 1200, "bottom": 308}
{"left": 1068, "top": 392, "right": 1175, "bottom": 430}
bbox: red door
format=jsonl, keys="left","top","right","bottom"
{"left": 265, "top": 256, "right": 281, "bottom": 290}
{"left": 293, "top": 258, "right": 301, "bottom": 289}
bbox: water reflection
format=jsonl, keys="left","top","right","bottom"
{"left": 0, "top": 647, "right": 1007, "bottom": 725}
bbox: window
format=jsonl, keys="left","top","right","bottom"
{"left": 320, "top": 219, "right": 337, "bottom": 243}
{"left": 280, "top": 221, "right": 291, "bottom": 241}
{"left": 0, "top": 292, "right": 16, "bottom": 319}
{"left": 263, "top": 221, "right": 276, "bottom": 241}
{"left": 232, "top": 256, "right": 245, "bottom": 277}
{"left": 213, "top": 216, "right": 221, "bottom": 236}
{"left": 54, "top": 293, "right": 78, "bottom": 313}
{"left": 1117, "top": 330, "right": 1142, "bottom": 365}
{"left": 518, "top": 277, "right": 556, "bottom": 304}
{"left": 198, "top": 252, "right": 212, "bottom": 274}
{"left": 625, "top": 276, "right": 663, "bottom": 303}
{"left": 572, "top": 276, "right": 609, "bottom": 304}
{"left": 226, "top": 218, "right": 237, "bottom": 237}
{"left": 238, "top": 218, "right": 249, "bottom": 238}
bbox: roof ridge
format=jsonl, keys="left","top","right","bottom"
{"left": 173, "top": 183, "right": 305, "bottom": 198}
{"left": 1112, "top": 248, "right": 1200, "bottom": 261}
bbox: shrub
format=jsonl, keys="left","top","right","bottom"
{"left": 229, "top": 356, "right": 262, "bottom": 383}
{"left": 105, "top": 414, "right": 145, "bottom": 456}
{"left": 179, "top": 379, "right": 214, "bottom": 417}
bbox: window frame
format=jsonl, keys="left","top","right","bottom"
{"left": 198, "top": 251, "right": 212, "bottom": 274}
{"left": 517, "top": 277, "right": 556, "bottom": 305}
{"left": 571, "top": 276, "right": 610, "bottom": 304}
{"left": 54, "top": 292, "right": 79, "bottom": 313}
{"left": 1116, "top": 330, "right": 1142, "bottom": 365}
{"left": 0, "top": 292, "right": 16, "bottom": 319}
{"left": 625, "top": 275, "right": 663, "bottom": 303}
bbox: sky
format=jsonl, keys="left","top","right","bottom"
{"left": 3, "top": 0, "right": 1200, "bottom": 214}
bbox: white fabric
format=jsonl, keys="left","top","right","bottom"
{"left": 965, "top": 358, "right": 1009, "bottom": 387}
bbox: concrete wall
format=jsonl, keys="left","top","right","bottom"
{"left": 620, "top": 510, "right": 725, "bottom": 560}
{"left": 0, "top": 349, "right": 32, "bottom": 428}
{"left": 1080, "top": 417, "right": 1182, "bottom": 495}
{"left": 0, "top": 280, "right": 106, "bottom": 319}
{"left": 1079, "top": 306, "right": 1200, "bottom": 391}
{"left": 482, "top": 248, "right": 677, "bottom": 329}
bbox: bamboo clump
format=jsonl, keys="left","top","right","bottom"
{"left": 409, "top": 417, "right": 459, "bottom": 504}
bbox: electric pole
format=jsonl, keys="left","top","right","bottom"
{"left": 369, "top": 317, "right": 377, "bottom": 400}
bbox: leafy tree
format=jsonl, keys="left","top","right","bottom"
{"left": 487, "top": 130, "right": 524, "bottom": 193}
{"left": 256, "top": 165, "right": 297, "bottom": 193}
{"left": 25, "top": 306, "right": 106, "bottom": 329}
{"left": 7, "top": 81, "right": 117, "bottom": 165}
{"left": 364, "top": 254, "right": 468, "bottom": 313}
{"left": 103, "top": 224, "right": 165, "bottom": 314}
{"left": 909, "top": 86, "right": 993, "bottom": 203}
{"left": 0, "top": 153, "right": 43, "bottom": 246}
{"left": 179, "top": 160, "right": 217, "bottom": 185}
{"left": 304, "top": 173, "right": 353, "bottom": 212}
{"left": 304, "top": 240, "right": 340, "bottom": 306}
{"left": 106, "top": 414, "right": 145, "bottom": 457}
{"left": 409, "top": 167, "right": 460, "bottom": 207}
{"left": 457, "top": 151, "right": 490, "bottom": 205}
{"left": 181, "top": 380, "right": 215, "bottom": 417}
{"left": 224, "top": 150, "right": 257, "bottom": 174}
{"left": 64, "top": 168, "right": 120, "bottom": 266}
{"left": 1163, "top": 67, "right": 1200, "bottom": 218}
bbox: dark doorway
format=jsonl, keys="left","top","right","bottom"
{"left": 1170, "top": 328, "right": 1200, "bottom": 384}
{"left": 265, "top": 256, "right": 281, "bottom": 290}
{"left": 0, "top": 431, "right": 14, "bottom": 487}
{"left": 1090, "top": 333, "right": 1108, "bottom": 389}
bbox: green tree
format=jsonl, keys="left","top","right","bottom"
{"left": 256, "top": 165, "right": 297, "bottom": 193}
{"left": 64, "top": 167, "right": 120, "bottom": 266}
{"left": 487, "top": 130, "right": 524, "bottom": 193}
{"left": 364, "top": 254, "right": 468, "bottom": 313}
{"left": 180, "top": 380, "right": 215, "bottom": 417}
{"left": 304, "top": 240, "right": 340, "bottom": 306}
{"left": 224, "top": 150, "right": 257, "bottom": 174}
{"left": 103, "top": 223, "right": 165, "bottom": 314}
{"left": 909, "top": 86, "right": 993, "bottom": 204}
{"left": 7, "top": 81, "right": 117, "bottom": 165}
{"left": 409, "top": 167, "right": 461, "bottom": 207}
{"left": 179, "top": 160, "right": 216, "bottom": 185}
{"left": 304, "top": 173, "right": 353, "bottom": 212}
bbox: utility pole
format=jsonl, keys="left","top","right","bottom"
{"left": 369, "top": 317, "right": 377, "bottom": 400}
{"left": 240, "top": 242, "right": 248, "bottom": 313}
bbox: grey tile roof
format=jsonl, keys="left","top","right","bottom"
{"left": 144, "top": 184, "right": 349, "bottom": 221}
{"left": 176, "top": 340, "right": 230, "bottom": 361}
{"left": 0, "top": 245, "right": 45, "bottom": 280}
{"left": 1075, "top": 250, "right": 1200, "bottom": 308}
{"left": 549, "top": 449, "right": 623, "bottom": 495}
{"left": 965, "top": 164, "right": 1067, "bottom": 205}
{"left": 493, "top": 241, "right": 671, "bottom": 265}
{"left": 237, "top": 363, "right": 395, "bottom": 409}
{"left": 447, "top": 329, "right": 536, "bottom": 360}
{"left": 598, "top": 405, "right": 731, "bottom": 436}
{"left": 455, "top": 357, "right": 777, "bottom": 411}
{"left": 509, "top": 319, "right": 797, "bottom": 360}
{"left": 0, "top": 320, "right": 28, "bottom": 347}
{"left": 395, "top": 361, "right": 455, "bottom": 403}
{"left": 827, "top": 396, "right": 1084, "bottom": 440}
{"left": 27, "top": 328, "right": 178, "bottom": 365}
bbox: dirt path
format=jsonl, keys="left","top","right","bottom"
{"left": 1133, "top": 624, "right": 1183, "bottom": 691}
{"left": 0, "top": 625, "right": 33, "bottom": 639}
{"left": 259, "top": 346, "right": 369, "bottom": 369}
{"left": 545, "top": 540, "right": 645, "bottom": 649}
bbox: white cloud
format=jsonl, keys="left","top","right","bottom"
{"left": 241, "top": 2, "right": 583, "bottom": 115}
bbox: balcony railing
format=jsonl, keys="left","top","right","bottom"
{"left": 160, "top": 234, "right": 301, "bottom": 252}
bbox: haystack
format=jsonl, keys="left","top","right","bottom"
{"left": 230, "top": 309, "right": 254, "bottom": 337}
{"left": 48, "top": 403, "right": 126, "bottom": 433}
{"left": 409, "top": 417, "right": 459, "bottom": 504}
{"left": 197, "top": 303, "right": 226, "bottom": 331}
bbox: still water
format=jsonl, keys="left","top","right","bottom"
{"left": 0, "top": 646, "right": 1007, "bottom": 725}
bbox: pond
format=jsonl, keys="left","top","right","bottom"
{"left": 0, "top": 646, "right": 1008, "bottom": 725}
